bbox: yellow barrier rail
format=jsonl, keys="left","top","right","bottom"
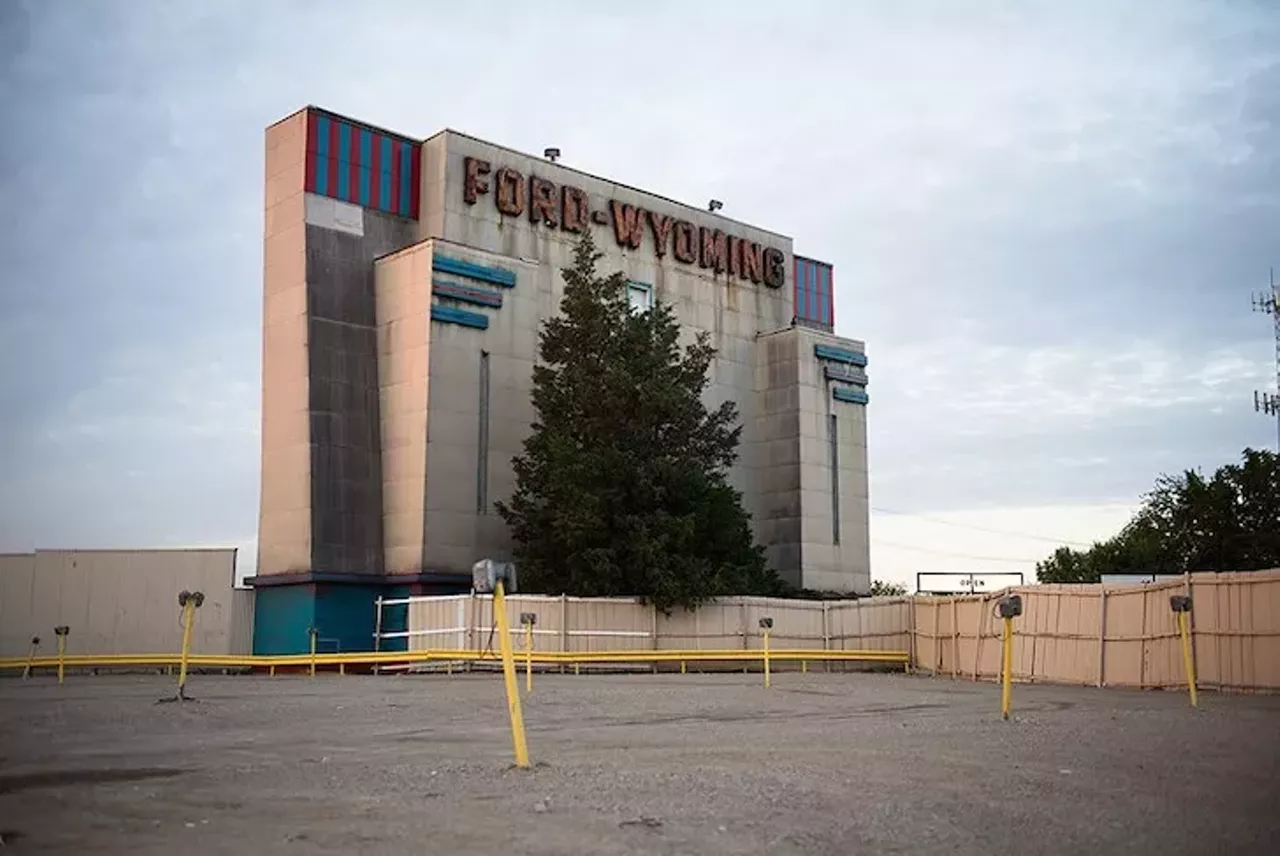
{"left": 0, "top": 648, "right": 908, "bottom": 673}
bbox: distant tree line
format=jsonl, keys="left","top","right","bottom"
{"left": 1036, "top": 448, "right": 1280, "bottom": 584}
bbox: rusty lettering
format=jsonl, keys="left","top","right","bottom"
{"left": 610, "top": 201, "right": 646, "bottom": 249}
{"left": 529, "top": 177, "right": 559, "bottom": 227}
{"left": 562, "top": 186, "right": 589, "bottom": 233}
{"left": 740, "top": 241, "right": 763, "bottom": 284}
{"left": 648, "top": 212, "right": 674, "bottom": 258}
{"left": 672, "top": 220, "right": 697, "bottom": 264}
{"left": 459, "top": 159, "right": 791, "bottom": 289}
{"left": 463, "top": 157, "right": 491, "bottom": 204}
{"left": 699, "top": 227, "right": 728, "bottom": 272}
{"left": 495, "top": 167, "right": 525, "bottom": 217}
{"left": 763, "top": 248, "right": 786, "bottom": 289}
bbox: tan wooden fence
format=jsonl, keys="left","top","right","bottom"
{"left": 401, "top": 570, "right": 1280, "bottom": 689}
{"left": 402, "top": 594, "right": 909, "bottom": 662}
{"left": 913, "top": 570, "right": 1280, "bottom": 692}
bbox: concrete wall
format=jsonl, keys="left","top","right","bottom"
{"left": 408, "top": 131, "right": 869, "bottom": 591}
{"left": 258, "top": 108, "right": 874, "bottom": 596}
{"left": 260, "top": 110, "right": 312, "bottom": 576}
{"left": 373, "top": 241, "right": 434, "bottom": 573}
{"left": 260, "top": 109, "right": 418, "bottom": 577}
{"left": 0, "top": 549, "right": 251, "bottom": 658}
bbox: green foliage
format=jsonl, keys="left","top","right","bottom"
{"left": 496, "top": 232, "right": 781, "bottom": 611}
{"left": 1036, "top": 448, "right": 1280, "bottom": 583}
{"left": 869, "top": 580, "right": 909, "bottom": 597}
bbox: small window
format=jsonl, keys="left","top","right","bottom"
{"left": 626, "top": 281, "right": 652, "bottom": 313}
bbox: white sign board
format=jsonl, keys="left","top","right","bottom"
{"left": 916, "top": 572, "right": 1025, "bottom": 595}
{"left": 1099, "top": 574, "right": 1184, "bottom": 586}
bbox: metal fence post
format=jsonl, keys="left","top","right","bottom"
{"left": 373, "top": 596, "right": 383, "bottom": 676}
{"left": 822, "top": 601, "right": 830, "bottom": 673}
{"left": 1097, "top": 586, "right": 1107, "bottom": 687}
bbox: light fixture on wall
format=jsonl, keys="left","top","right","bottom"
{"left": 544, "top": 147, "right": 561, "bottom": 163}
{"left": 708, "top": 199, "right": 723, "bottom": 212}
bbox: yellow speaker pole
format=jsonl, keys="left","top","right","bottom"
{"left": 759, "top": 617, "right": 774, "bottom": 689}
{"left": 54, "top": 626, "right": 70, "bottom": 686}
{"left": 23, "top": 636, "right": 40, "bottom": 680}
{"left": 524, "top": 620, "right": 534, "bottom": 694}
{"left": 1000, "top": 616, "right": 1013, "bottom": 720}
{"left": 177, "top": 598, "right": 196, "bottom": 697}
{"left": 996, "top": 594, "right": 1023, "bottom": 721}
{"left": 494, "top": 581, "right": 530, "bottom": 768}
{"left": 1171, "top": 596, "right": 1198, "bottom": 708}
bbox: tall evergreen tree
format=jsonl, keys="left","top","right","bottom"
{"left": 496, "top": 232, "right": 780, "bottom": 611}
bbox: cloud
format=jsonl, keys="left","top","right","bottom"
{"left": 0, "top": 0, "right": 1276, "bottom": 586}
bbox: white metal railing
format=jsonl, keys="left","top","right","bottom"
{"left": 370, "top": 592, "right": 913, "bottom": 666}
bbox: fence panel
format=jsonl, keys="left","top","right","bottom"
{"left": 396, "top": 570, "right": 1280, "bottom": 689}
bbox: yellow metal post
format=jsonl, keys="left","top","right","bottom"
{"left": 763, "top": 629, "right": 771, "bottom": 689}
{"left": 1000, "top": 616, "right": 1013, "bottom": 720}
{"left": 339, "top": 662, "right": 345, "bottom": 676}
{"left": 680, "top": 660, "right": 686, "bottom": 675}
{"left": 524, "top": 620, "right": 533, "bottom": 694}
{"left": 177, "top": 599, "right": 196, "bottom": 697}
{"left": 22, "top": 638, "right": 38, "bottom": 680}
{"left": 1177, "top": 611, "right": 1199, "bottom": 708}
{"left": 309, "top": 628, "right": 318, "bottom": 677}
{"left": 494, "top": 580, "right": 530, "bottom": 769}
{"left": 801, "top": 660, "right": 808, "bottom": 674}
{"left": 56, "top": 634, "right": 66, "bottom": 686}
{"left": 269, "top": 664, "right": 276, "bottom": 677}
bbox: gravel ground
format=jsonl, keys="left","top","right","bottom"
{"left": 1, "top": 671, "right": 1277, "bottom": 855}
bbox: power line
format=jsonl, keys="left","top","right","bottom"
{"left": 871, "top": 506, "right": 1093, "bottom": 548}
{"left": 871, "top": 539, "right": 1041, "bottom": 564}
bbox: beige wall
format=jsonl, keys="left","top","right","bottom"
{"left": 913, "top": 570, "right": 1280, "bottom": 692}
{"left": 374, "top": 241, "right": 435, "bottom": 573}
{"left": 259, "top": 109, "right": 312, "bottom": 575}
{"left": 404, "top": 593, "right": 909, "bottom": 661}
{"left": 408, "top": 131, "right": 870, "bottom": 591}
{"left": 0, "top": 549, "right": 252, "bottom": 658}
{"left": 400, "top": 571, "right": 1280, "bottom": 689}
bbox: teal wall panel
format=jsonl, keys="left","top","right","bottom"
{"left": 314, "top": 584, "right": 381, "bottom": 654}
{"left": 252, "top": 586, "right": 317, "bottom": 655}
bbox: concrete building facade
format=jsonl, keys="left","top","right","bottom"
{"left": 253, "top": 107, "right": 870, "bottom": 653}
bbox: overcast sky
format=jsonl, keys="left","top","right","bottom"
{"left": 1, "top": 1, "right": 1276, "bottom": 589}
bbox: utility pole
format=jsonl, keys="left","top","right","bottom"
{"left": 1252, "top": 268, "right": 1280, "bottom": 453}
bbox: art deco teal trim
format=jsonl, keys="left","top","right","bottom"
{"left": 832, "top": 386, "right": 869, "bottom": 405}
{"left": 431, "top": 305, "right": 489, "bottom": 329}
{"left": 814, "top": 344, "right": 868, "bottom": 367}
{"left": 823, "top": 365, "right": 867, "bottom": 386}
{"left": 432, "top": 255, "right": 517, "bottom": 288}
{"left": 432, "top": 278, "right": 504, "bottom": 308}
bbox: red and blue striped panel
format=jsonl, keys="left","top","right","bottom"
{"left": 304, "top": 109, "right": 421, "bottom": 220}
{"left": 793, "top": 256, "right": 834, "bottom": 329}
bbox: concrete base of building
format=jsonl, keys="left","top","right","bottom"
{"left": 246, "top": 572, "right": 470, "bottom": 655}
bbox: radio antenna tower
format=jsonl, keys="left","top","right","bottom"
{"left": 1252, "top": 268, "right": 1280, "bottom": 452}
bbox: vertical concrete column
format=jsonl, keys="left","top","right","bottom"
{"left": 258, "top": 111, "right": 312, "bottom": 575}
{"left": 374, "top": 243, "right": 435, "bottom": 573}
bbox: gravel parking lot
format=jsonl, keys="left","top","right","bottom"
{"left": 1, "top": 671, "right": 1277, "bottom": 855}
